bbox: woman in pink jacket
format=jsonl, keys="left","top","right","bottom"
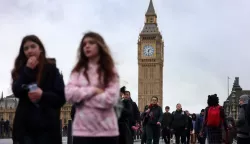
{"left": 65, "top": 31, "right": 120, "bottom": 144}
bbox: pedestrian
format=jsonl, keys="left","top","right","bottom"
{"left": 143, "top": 96, "right": 163, "bottom": 144}
{"left": 185, "top": 110, "right": 193, "bottom": 144}
{"left": 161, "top": 106, "right": 172, "bottom": 144}
{"left": 236, "top": 95, "right": 250, "bottom": 144}
{"left": 190, "top": 113, "right": 197, "bottom": 144}
{"left": 195, "top": 109, "right": 206, "bottom": 144}
{"left": 141, "top": 105, "right": 149, "bottom": 144}
{"left": 200, "top": 94, "right": 228, "bottom": 144}
{"left": 11, "top": 35, "right": 66, "bottom": 144}
{"left": 124, "top": 90, "right": 140, "bottom": 142}
{"left": 65, "top": 31, "right": 120, "bottom": 144}
{"left": 226, "top": 115, "right": 236, "bottom": 144}
{"left": 118, "top": 86, "right": 134, "bottom": 144}
{"left": 170, "top": 103, "right": 188, "bottom": 144}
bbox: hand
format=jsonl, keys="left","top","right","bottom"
{"left": 136, "top": 122, "right": 140, "bottom": 127}
{"left": 146, "top": 109, "right": 150, "bottom": 113}
{"left": 199, "top": 132, "right": 203, "bottom": 137}
{"left": 28, "top": 88, "right": 43, "bottom": 103}
{"left": 26, "top": 56, "right": 39, "bottom": 69}
{"left": 157, "top": 122, "right": 161, "bottom": 125}
{"left": 132, "top": 126, "right": 139, "bottom": 131}
{"left": 95, "top": 87, "right": 104, "bottom": 94}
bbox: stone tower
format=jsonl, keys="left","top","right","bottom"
{"left": 138, "top": 0, "right": 164, "bottom": 112}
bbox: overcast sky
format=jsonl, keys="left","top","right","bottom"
{"left": 1, "top": 0, "right": 250, "bottom": 113}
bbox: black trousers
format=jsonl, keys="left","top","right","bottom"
{"left": 185, "top": 130, "right": 190, "bottom": 144}
{"left": 162, "top": 128, "right": 171, "bottom": 144}
{"left": 237, "top": 137, "right": 250, "bottom": 144}
{"left": 197, "top": 135, "right": 206, "bottom": 144}
{"left": 174, "top": 128, "right": 186, "bottom": 144}
{"left": 146, "top": 124, "right": 160, "bottom": 144}
{"left": 17, "top": 133, "right": 51, "bottom": 144}
{"left": 141, "top": 126, "right": 147, "bottom": 144}
{"left": 73, "top": 136, "right": 118, "bottom": 144}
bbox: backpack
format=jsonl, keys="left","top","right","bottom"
{"left": 206, "top": 106, "right": 222, "bottom": 127}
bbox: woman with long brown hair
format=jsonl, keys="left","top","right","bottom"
{"left": 65, "top": 32, "right": 120, "bottom": 144}
{"left": 11, "top": 35, "right": 65, "bottom": 144}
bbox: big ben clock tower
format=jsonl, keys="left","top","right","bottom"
{"left": 138, "top": 0, "right": 164, "bottom": 112}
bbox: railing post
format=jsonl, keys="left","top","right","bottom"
{"left": 67, "top": 120, "right": 72, "bottom": 144}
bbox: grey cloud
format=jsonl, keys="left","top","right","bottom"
{"left": 1, "top": 0, "right": 250, "bottom": 113}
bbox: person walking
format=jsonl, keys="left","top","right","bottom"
{"left": 236, "top": 95, "right": 250, "bottom": 144}
{"left": 11, "top": 35, "right": 65, "bottom": 144}
{"left": 65, "top": 32, "right": 120, "bottom": 144}
{"left": 195, "top": 109, "right": 206, "bottom": 144}
{"left": 143, "top": 96, "right": 163, "bottom": 144}
{"left": 161, "top": 106, "right": 172, "bottom": 144}
{"left": 200, "top": 94, "right": 228, "bottom": 144}
{"left": 170, "top": 103, "right": 188, "bottom": 144}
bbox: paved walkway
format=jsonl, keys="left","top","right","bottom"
{"left": 0, "top": 137, "right": 236, "bottom": 144}
{"left": 0, "top": 137, "right": 68, "bottom": 144}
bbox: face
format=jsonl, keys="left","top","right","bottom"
{"left": 186, "top": 111, "right": 190, "bottom": 116}
{"left": 82, "top": 37, "right": 99, "bottom": 59}
{"left": 23, "top": 41, "right": 41, "bottom": 59}
{"left": 151, "top": 97, "right": 158, "bottom": 104}
{"left": 165, "top": 108, "right": 169, "bottom": 112}
{"left": 176, "top": 104, "right": 182, "bottom": 110}
{"left": 239, "top": 99, "right": 243, "bottom": 105}
{"left": 124, "top": 92, "right": 130, "bottom": 99}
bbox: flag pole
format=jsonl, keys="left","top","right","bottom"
{"left": 227, "top": 77, "right": 230, "bottom": 96}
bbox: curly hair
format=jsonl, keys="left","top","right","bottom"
{"left": 207, "top": 94, "right": 219, "bottom": 106}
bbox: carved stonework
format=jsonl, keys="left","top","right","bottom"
{"left": 138, "top": 0, "right": 164, "bottom": 112}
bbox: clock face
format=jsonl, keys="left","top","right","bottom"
{"left": 143, "top": 45, "right": 154, "bottom": 56}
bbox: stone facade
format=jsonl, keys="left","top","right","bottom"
{"left": 223, "top": 77, "right": 250, "bottom": 120}
{"left": 0, "top": 94, "right": 72, "bottom": 127}
{"left": 138, "top": 0, "right": 164, "bottom": 112}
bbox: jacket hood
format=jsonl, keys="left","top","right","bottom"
{"left": 239, "top": 95, "right": 250, "bottom": 105}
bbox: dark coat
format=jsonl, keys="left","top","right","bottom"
{"left": 118, "top": 99, "right": 134, "bottom": 144}
{"left": 161, "top": 112, "right": 172, "bottom": 128}
{"left": 130, "top": 99, "right": 140, "bottom": 125}
{"left": 12, "top": 63, "right": 65, "bottom": 144}
{"left": 70, "top": 104, "right": 76, "bottom": 120}
{"left": 171, "top": 109, "right": 188, "bottom": 130}
{"left": 187, "top": 116, "right": 193, "bottom": 131}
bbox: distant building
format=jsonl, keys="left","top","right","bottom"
{"left": 223, "top": 77, "right": 250, "bottom": 120}
{"left": 0, "top": 94, "right": 18, "bottom": 126}
{"left": 0, "top": 94, "right": 72, "bottom": 127}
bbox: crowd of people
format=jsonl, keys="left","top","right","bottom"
{"left": 6, "top": 31, "right": 250, "bottom": 144}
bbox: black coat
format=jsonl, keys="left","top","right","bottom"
{"left": 130, "top": 99, "right": 140, "bottom": 125}
{"left": 12, "top": 63, "right": 65, "bottom": 144}
{"left": 161, "top": 112, "right": 172, "bottom": 128}
{"left": 118, "top": 99, "right": 134, "bottom": 144}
